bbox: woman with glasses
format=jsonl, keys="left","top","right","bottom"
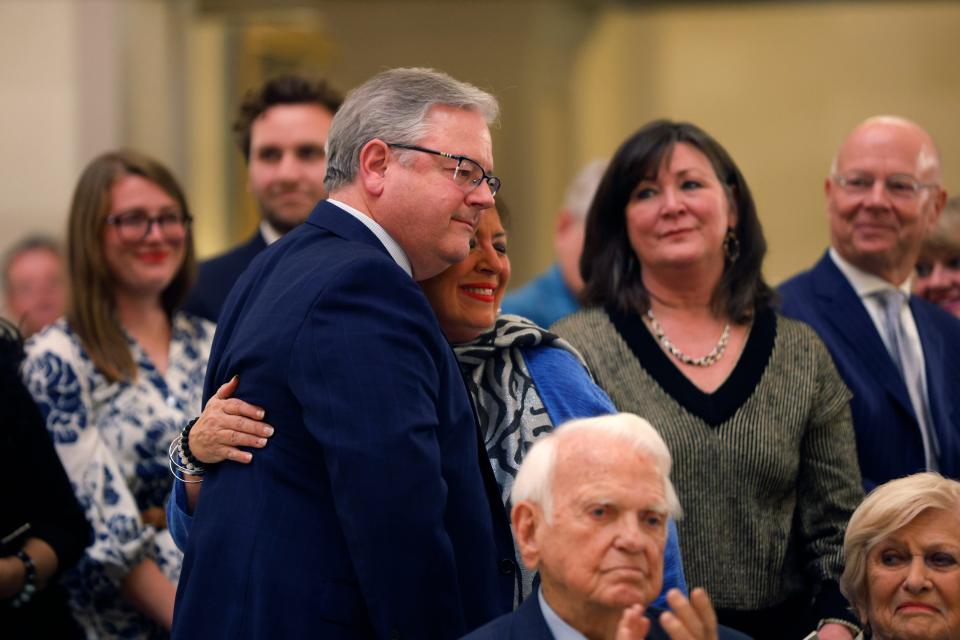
{"left": 20, "top": 150, "right": 213, "bottom": 638}
{"left": 552, "top": 121, "right": 864, "bottom": 639}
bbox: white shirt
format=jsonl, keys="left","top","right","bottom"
{"left": 259, "top": 220, "right": 283, "bottom": 246}
{"left": 828, "top": 248, "right": 927, "bottom": 382}
{"left": 261, "top": 203, "right": 412, "bottom": 277}
{"left": 539, "top": 588, "right": 587, "bottom": 640}
{"left": 327, "top": 199, "right": 413, "bottom": 277}
{"left": 829, "top": 247, "right": 936, "bottom": 468}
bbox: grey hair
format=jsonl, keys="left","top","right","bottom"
{"left": 324, "top": 67, "right": 499, "bottom": 193}
{"left": 3, "top": 234, "right": 63, "bottom": 287}
{"left": 563, "top": 159, "right": 608, "bottom": 222}
{"left": 840, "top": 472, "right": 960, "bottom": 620}
{"left": 511, "top": 413, "right": 682, "bottom": 522}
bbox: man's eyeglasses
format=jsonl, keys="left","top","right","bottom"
{"left": 106, "top": 209, "right": 192, "bottom": 243}
{"left": 388, "top": 143, "right": 501, "bottom": 197}
{"left": 832, "top": 173, "right": 939, "bottom": 201}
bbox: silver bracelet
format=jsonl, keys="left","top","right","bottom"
{"left": 168, "top": 437, "right": 205, "bottom": 484}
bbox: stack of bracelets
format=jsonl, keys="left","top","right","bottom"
{"left": 168, "top": 417, "right": 206, "bottom": 483}
{"left": 8, "top": 549, "right": 37, "bottom": 608}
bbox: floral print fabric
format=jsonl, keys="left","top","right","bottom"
{"left": 22, "top": 314, "right": 213, "bottom": 639}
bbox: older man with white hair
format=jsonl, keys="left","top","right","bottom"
{"left": 464, "top": 413, "right": 749, "bottom": 640}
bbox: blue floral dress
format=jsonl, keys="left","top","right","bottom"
{"left": 21, "top": 314, "right": 214, "bottom": 639}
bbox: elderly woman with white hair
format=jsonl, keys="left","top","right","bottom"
{"left": 834, "top": 472, "right": 960, "bottom": 640}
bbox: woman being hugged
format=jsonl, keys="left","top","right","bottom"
{"left": 21, "top": 150, "right": 213, "bottom": 638}
{"left": 553, "top": 120, "right": 864, "bottom": 639}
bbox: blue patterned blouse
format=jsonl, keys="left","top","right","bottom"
{"left": 21, "top": 314, "right": 214, "bottom": 639}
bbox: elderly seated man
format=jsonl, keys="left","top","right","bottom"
{"left": 464, "top": 413, "right": 749, "bottom": 640}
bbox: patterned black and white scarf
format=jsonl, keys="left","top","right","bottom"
{"left": 454, "top": 314, "right": 590, "bottom": 602}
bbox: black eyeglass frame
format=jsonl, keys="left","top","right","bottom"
{"left": 387, "top": 143, "right": 501, "bottom": 197}
{"left": 105, "top": 210, "right": 194, "bottom": 243}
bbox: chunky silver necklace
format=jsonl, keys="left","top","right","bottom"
{"left": 645, "top": 308, "right": 730, "bottom": 367}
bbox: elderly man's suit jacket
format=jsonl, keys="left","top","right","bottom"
{"left": 780, "top": 251, "right": 960, "bottom": 489}
{"left": 461, "top": 594, "right": 752, "bottom": 639}
{"left": 181, "top": 231, "right": 268, "bottom": 322}
{"left": 172, "top": 200, "right": 515, "bottom": 639}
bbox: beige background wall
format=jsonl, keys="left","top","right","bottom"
{"left": 2, "top": 0, "right": 958, "bottom": 305}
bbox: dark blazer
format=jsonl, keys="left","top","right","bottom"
{"left": 172, "top": 201, "right": 515, "bottom": 639}
{"left": 181, "top": 231, "right": 268, "bottom": 322}
{"left": 780, "top": 251, "right": 960, "bottom": 488}
{"left": 461, "top": 592, "right": 752, "bottom": 639}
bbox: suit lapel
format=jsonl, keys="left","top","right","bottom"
{"left": 912, "top": 297, "right": 954, "bottom": 431}
{"left": 511, "top": 595, "right": 555, "bottom": 639}
{"left": 305, "top": 200, "right": 394, "bottom": 256}
{"left": 811, "top": 255, "right": 916, "bottom": 418}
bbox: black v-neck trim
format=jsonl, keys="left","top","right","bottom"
{"left": 607, "top": 305, "right": 777, "bottom": 427}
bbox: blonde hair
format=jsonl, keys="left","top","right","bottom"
{"left": 67, "top": 150, "right": 195, "bottom": 382}
{"left": 840, "top": 472, "right": 960, "bottom": 618}
{"left": 920, "top": 195, "right": 960, "bottom": 257}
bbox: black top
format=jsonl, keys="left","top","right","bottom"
{"left": 1, "top": 321, "right": 91, "bottom": 637}
{"left": 607, "top": 305, "right": 776, "bottom": 426}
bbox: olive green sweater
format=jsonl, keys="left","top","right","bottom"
{"left": 553, "top": 307, "right": 863, "bottom": 615}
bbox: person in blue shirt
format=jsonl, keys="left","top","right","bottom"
{"left": 501, "top": 160, "right": 607, "bottom": 328}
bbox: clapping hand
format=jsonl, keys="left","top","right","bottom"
{"left": 616, "top": 588, "right": 720, "bottom": 640}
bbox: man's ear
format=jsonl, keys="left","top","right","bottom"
{"left": 356, "top": 139, "right": 391, "bottom": 196}
{"left": 511, "top": 501, "right": 543, "bottom": 571}
{"left": 931, "top": 187, "right": 948, "bottom": 223}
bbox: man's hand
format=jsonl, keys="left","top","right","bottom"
{"left": 189, "top": 375, "right": 273, "bottom": 464}
{"left": 616, "top": 604, "right": 651, "bottom": 639}
{"left": 658, "top": 588, "right": 719, "bottom": 640}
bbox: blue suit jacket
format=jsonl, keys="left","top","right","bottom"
{"left": 181, "top": 231, "right": 268, "bottom": 322}
{"left": 172, "top": 201, "right": 515, "bottom": 639}
{"left": 780, "top": 252, "right": 960, "bottom": 488}
{"left": 461, "top": 592, "right": 752, "bottom": 639}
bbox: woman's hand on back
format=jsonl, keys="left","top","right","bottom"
{"left": 189, "top": 375, "right": 273, "bottom": 464}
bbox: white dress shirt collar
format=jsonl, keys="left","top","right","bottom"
{"left": 538, "top": 588, "right": 587, "bottom": 640}
{"left": 327, "top": 199, "right": 413, "bottom": 277}
{"left": 828, "top": 247, "right": 913, "bottom": 298}
{"left": 259, "top": 220, "right": 283, "bottom": 246}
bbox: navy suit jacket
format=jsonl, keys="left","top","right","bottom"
{"left": 462, "top": 593, "right": 752, "bottom": 640}
{"left": 172, "top": 201, "right": 515, "bottom": 639}
{"left": 780, "top": 252, "right": 960, "bottom": 488}
{"left": 181, "top": 231, "right": 268, "bottom": 322}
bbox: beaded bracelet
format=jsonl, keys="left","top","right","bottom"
{"left": 9, "top": 549, "right": 37, "bottom": 608}
{"left": 167, "top": 417, "right": 206, "bottom": 483}
{"left": 181, "top": 417, "right": 204, "bottom": 470}
{"left": 168, "top": 436, "right": 205, "bottom": 483}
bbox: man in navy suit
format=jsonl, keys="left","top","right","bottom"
{"left": 464, "top": 414, "right": 749, "bottom": 640}
{"left": 182, "top": 75, "right": 342, "bottom": 321}
{"left": 172, "top": 68, "right": 515, "bottom": 639}
{"left": 781, "top": 116, "right": 960, "bottom": 490}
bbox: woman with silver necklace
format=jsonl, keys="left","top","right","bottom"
{"left": 554, "top": 120, "right": 864, "bottom": 640}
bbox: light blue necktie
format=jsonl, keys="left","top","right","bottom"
{"left": 874, "top": 289, "right": 939, "bottom": 471}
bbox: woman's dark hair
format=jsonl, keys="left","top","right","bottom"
{"left": 579, "top": 119, "right": 774, "bottom": 323}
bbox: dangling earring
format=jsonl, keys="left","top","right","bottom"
{"left": 723, "top": 227, "right": 740, "bottom": 263}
